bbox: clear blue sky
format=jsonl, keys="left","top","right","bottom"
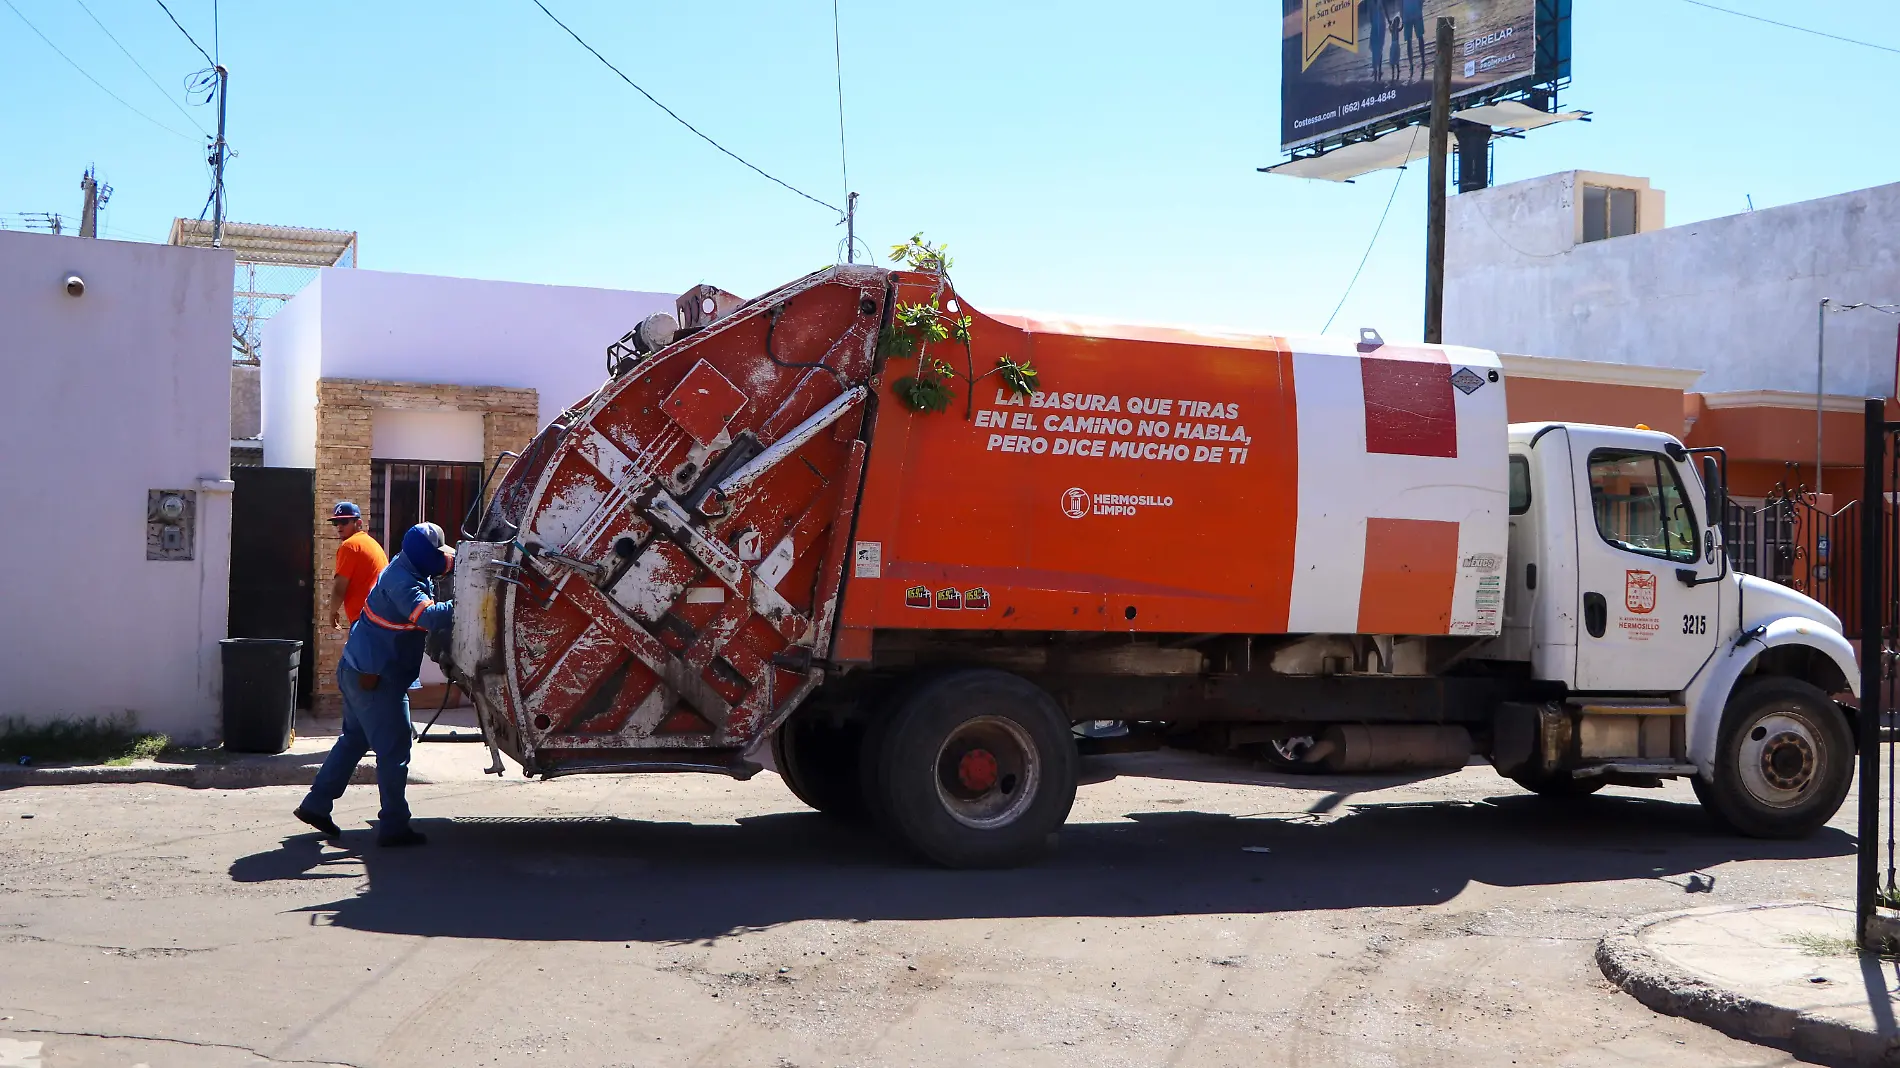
{"left": 3, "top": 0, "right": 1896, "bottom": 342}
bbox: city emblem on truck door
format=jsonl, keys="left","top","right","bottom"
{"left": 1625, "top": 570, "right": 1657, "bottom": 614}
{"left": 904, "top": 585, "right": 931, "bottom": 608}
{"left": 1061, "top": 487, "right": 1090, "bottom": 519}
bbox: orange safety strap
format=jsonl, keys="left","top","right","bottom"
{"left": 362, "top": 603, "right": 426, "bottom": 633}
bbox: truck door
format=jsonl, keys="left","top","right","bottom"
{"left": 1569, "top": 430, "right": 1721, "bottom": 692}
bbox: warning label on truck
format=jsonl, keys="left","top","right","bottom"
{"left": 977, "top": 390, "right": 1254, "bottom": 467}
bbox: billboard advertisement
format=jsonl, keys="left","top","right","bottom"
{"left": 1281, "top": 0, "right": 1539, "bottom": 150}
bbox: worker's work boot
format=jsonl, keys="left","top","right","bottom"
{"left": 293, "top": 808, "right": 342, "bottom": 840}
{"left": 377, "top": 827, "right": 428, "bottom": 848}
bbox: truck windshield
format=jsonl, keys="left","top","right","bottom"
{"left": 1587, "top": 449, "right": 1697, "bottom": 563}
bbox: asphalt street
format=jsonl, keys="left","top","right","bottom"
{"left": 0, "top": 749, "right": 1856, "bottom": 1067}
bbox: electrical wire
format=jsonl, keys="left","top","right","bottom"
{"left": 1322, "top": 125, "right": 1422, "bottom": 334}
{"left": 2, "top": 0, "right": 193, "bottom": 140}
{"left": 69, "top": 0, "right": 208, "bottom": 134}
{"left": 832, "top": 0, "right": 848, "bottom": 206}
{"left": 150, "top": 0, "right": 211, "bottom": 64}
{"left": 1668, "top": 0, "right": 1900, "bottom": 56}
{"left": 528, "top": 0, "right": 841, "bottom": 215}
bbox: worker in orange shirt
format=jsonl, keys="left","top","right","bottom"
{"left": 328, "top": 502, "right": 389, "bottom": 630}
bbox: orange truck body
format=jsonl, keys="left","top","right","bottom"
{"left": 839, "top": 273, "right": 1508, "bottom": 653}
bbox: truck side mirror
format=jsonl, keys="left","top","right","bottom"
{"left": 1700, "top": 455, "right": 1723, "bottom": 527}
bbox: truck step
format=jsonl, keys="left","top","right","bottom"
{"left": 1570, "top": 702, "right": 1687, "bottom": 717}
{"left": 1572, "top": 761, "right": 1696, "bottom": 779}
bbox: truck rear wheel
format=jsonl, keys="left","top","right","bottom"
{"left": 770, "top": 708, "right": 869, "bottom": 823}
{"left": 1700, "top": 677, "right": 1853, "bottom": 839}
{"left": 866, "top": 669, "right": 1078, "bottom": 868}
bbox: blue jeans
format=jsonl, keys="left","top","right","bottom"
{"left": 301, "top": 663, "right": 414, "bottom": 832}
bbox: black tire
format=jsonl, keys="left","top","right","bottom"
{"left": 1510, "top": 767, "right": 1606, "bottom": 798}
{"left": 1689, "top": 773, "right": 1738, "bottom": 833}
{"left": 770, "top": 706, "right": 869, "bottom": 823}
{"left": 1701, "top": 676, "right": 1854, "bottom": 839}
{"left": 865, "top": 668, "right": 1078, "bottom": 869}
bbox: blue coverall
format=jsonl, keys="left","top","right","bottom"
{"left": 301, "top": 549, "right": 453, "bottom": 834}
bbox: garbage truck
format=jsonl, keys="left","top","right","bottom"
{"left": 444, "top": 263, "right": 1859, "bottom": 867}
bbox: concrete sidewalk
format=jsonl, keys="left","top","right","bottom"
{"left": 1599, "top": 901, "right": 1900, "bottom": 1066}
{"left": 0, "top": 708, "right": 507, "bottom": 790}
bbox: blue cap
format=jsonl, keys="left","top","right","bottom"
{"left": 329, "top": 501, "right": 363, "bottom": 522}
{"left": 401, "top": 522, "right": 453, "bottom": 576}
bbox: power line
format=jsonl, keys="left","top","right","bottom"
{"left": 831, "top": 0, "right": 848, "bottom": 206}
{"left": 2, "top": 0, "right": 193, "bottom": 140}
{"left": 149, "top": 0, "right": 211, "bottom": 65}
{"left": 70, "top": 0, "right": 208, "bottom": 134}
{"left": 1669, "top": 0, "right": 1900, "bottom": 56}
{"left": 1323, "top": 127, "right": 1422, "bottom": 334}
{"left": 527, "top": 0, "right": 841, "bottom": 215}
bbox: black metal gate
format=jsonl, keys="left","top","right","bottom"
{"left": 1724, "top": 488, "right": 1861, "bottom": 638}
{"left": 1856, "top": 400, "right": 1897, "bottom": 944}
{"left": 228, "top": 467, "right": 315, "bottom": 708}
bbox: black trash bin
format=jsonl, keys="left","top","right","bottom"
{"left": 220, "top": 638, "right": 303, "bottom": 753}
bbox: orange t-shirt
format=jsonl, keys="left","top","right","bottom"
{"left": 335, "top": 531, "right": 389, "bottom": 623}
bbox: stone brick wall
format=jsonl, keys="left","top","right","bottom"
{"left": 312, "top": 378, "right": 538, "bottom": 712}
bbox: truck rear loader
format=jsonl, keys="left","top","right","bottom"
{"left": 445, "top": 264, "right": 1860, "bottom": 867}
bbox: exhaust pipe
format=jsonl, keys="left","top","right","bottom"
{"left": 1302, "top": 725, "right": 1474, "bottom": 773}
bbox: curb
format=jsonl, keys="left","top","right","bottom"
{"left": 0, "top": 762, "right": 420, "bottom": 790}
{"left": 1597, "top": 903, "right": 1900, "bottom": 1067}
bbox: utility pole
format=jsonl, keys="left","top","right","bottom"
{"left": 845, "top": 191, "right": 858, "bottom": 264}
{"left": 1816, "top": 298, "right": 1830, "bottom": 494}
{"left": 210, "top": 65, "right": 229, "bottom": 247}
{"left": 78, "top": 166, "right": 109, "bottom": 239}
{"left": 1423, "top": 17, "right": 1453, "bottom": 344}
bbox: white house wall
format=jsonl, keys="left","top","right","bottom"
{"left": 261, "top": 272, "right": 323, "bottom": 468}
{"left": 273, "top": 267, "right": 678, "bottom": 433}
{"left": 372, "top": 409, "right": 485, "bottom": 462}
{"left": 1447, "top": 177, "right": 1900, "bottom": 397}
{"left": 0, "top": 231, "right": 234, "bottom": 743}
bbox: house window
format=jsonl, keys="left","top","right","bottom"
{"left": 1582, "top": 185, "right": 1639, "bottom": 242}
{"left": 368, "top": 460, "right": 486, "bottom": 552}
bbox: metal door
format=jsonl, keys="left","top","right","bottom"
{"left": 229, "top": 467, "right": 316, "bottom": 707}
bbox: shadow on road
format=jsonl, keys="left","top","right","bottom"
{"left": 229, "top": 788, "right": 1853, "bottom": 945}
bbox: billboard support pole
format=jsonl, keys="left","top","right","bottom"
{"left": 1424, "top": 17, "right": 1454, "bottom": 344}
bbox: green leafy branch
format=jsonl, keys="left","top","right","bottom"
{"left": 878, "top": 234, "right": 1041, "bottom": 416}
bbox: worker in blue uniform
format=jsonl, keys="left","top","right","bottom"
{"left": 294, "top": 523, "right": 455, "bottom": 847}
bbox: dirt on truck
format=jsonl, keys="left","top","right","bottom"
{"left": 444, "top": 261, "right": 1860, "bottom": 867}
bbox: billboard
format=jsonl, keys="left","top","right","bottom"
{"left": 1281, "top": 0, "right": 1540, "bottom": 151}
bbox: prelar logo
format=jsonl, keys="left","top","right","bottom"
{"left": 1625, "top": 570, "right": 1657, "bottom": 615}
{"left": 1061, "top": 487, "right": 1089, "bottom": 519}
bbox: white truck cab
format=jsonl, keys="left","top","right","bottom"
{"left": 1499, "top": 422, "right": 1858, "bottom": 837}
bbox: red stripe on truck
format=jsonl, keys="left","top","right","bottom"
{"left": 1361, "top": 352, "right": 1457, "bottom": 458}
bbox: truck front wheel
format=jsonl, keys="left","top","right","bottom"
{"left": 867, "top": 669, "right": 1078, "bottom": 868}
{"left": 1700, "top": 677, "right": 1853, "bottom": 839}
